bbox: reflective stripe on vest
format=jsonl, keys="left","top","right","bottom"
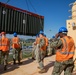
{"left": 2, "top": 44, "right": 8, "bottom": 46}
{"left": 59, "top": 38, "right": 74, "bottom": 55}
{"left": 60, "top": 52, "right": 74, "bottom": 54}
{"left": 13, "top": 42, "right": 19, "bottom": 44}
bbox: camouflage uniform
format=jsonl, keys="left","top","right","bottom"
{"left": 11, "top": 36, "right": 22, "bottom": 64}
{"left": 47, "top": 38, "right": 56, "bottom": 56}
{"left": 32, "top": 42, "right": 36, "bottom": 59}
{"left": 1, "top": 51, "right": 9, "bottom": 66}
{"left": 13, "top": 48, "right": 22, "bottom": 64}
{"left": 35, "top": 38, "right": 46, "bottom": 70}
{"left": 2, "top": 47, "right": 10, "bottom": 70}
{"left": 47, "top": 41, "right": 53, "bottom": 56}
{"left": 50, "top": 39, "right": 74, "bottom": 75}
{"left": 13, "top": 42, "right": 22, "bottom": 64}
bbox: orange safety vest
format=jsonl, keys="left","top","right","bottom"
{"left": 40, "top": 37, "right": 46, "bottom": 51}
{"left": 1, "top": 37, "right": 10, "bottom": 51}
{"left": 56, "top": 36, "right": 75, "bottom": 62}
{"left": 12, "top": 37, "right": 20, "bottom": 48}
{"left": 35, "top": 37, "right": 40, "bottom": 44}
{"left": 45, "top": 37, "right": 48, "bottom": 47}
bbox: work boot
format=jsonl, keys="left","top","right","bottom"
{"left": 37, "top": 66, "right": 40, "bottom": 69}
{"left": 13, "top": 59, "right": 16, "bottom": 65}
{"left": 18, "top": 62, "right": 22, "bottom": 65}
{"left": 4, "top": 65, "right": 7, "bottom": 71}
{"left": 32, "top": 57, "right": 35, "bottom": 60}
{"left": 39, "top": 69, "right": 46, "bottom": 73}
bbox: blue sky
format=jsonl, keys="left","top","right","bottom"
{"left": 0, "top": 0, "right": 76, "bottom": 39}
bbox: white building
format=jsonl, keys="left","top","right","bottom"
{"left": 66, "top": 1, "right": 76, "bottom": 69}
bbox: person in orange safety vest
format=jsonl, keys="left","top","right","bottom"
{"left": 32, "top": 34, "right": 40, "bottom": 59}
{"left": 35, "top": 31, "right": 46, "bottom": 73}
{"left": 50, "top": 27, "right": 75, "bottom": 75}
{"left": 11, "top": 32, "right": 22, "bottom": 65}
{"left": 1, "top": 32, "right": 10, "bottom": 70}
{"left": 43, "top": 34, "right": 49, "bottom": 56}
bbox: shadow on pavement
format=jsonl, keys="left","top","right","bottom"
{"left": 0, "top": 58, "right": 34, "bottom": 74}
{"left": 21, "top": 58, "right": 34, "bottom": 65}
{"left": 0, "top": 64, "right": 19, "bottom": 74}
{"left": 44, "top": 61, "right": 55, "bottom": 72}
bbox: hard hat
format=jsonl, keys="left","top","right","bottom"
{"left": 52, "top": 36, "right": 55, "bottom": 38}
{"left": 44, "top": 34, "right": 46, "bottom": 37}
{"left": 1, "top": 32, "right": 6, "bottom": 35}
{"left": 13, "top": 32, "right": 17, "bottom": 37}
{"left": 39, "top": 30, "right": 44, "bottom": 34}
{"left": 58, "top": 27, "right": 68, "bottom": 33}
{"left": 36, "top": 34, "right": 39, "bottom": 37}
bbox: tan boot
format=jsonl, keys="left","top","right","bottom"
{"left": 18, "top": 62, "right": 22, "bottom": 65}
{"left": 37, "top": 66, "right": 41, "bottom": 69}
{"left": 4, "top": 65, "right": 7, "bottom": 71}
{"left": 39, "top": 69, "right": 46, "bottom": 73}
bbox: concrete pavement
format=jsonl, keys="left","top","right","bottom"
{"left": 0, "top": 55, "right": 76, "bottom": 75}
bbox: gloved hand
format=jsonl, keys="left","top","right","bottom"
{"left": 55, "top": 33, "right": 60, "bottom": 38}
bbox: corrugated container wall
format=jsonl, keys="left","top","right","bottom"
{"left": 0, "top": 2, "right": 44, "bottom": 36}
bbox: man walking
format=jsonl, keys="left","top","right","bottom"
{"left": 32, "top": 34, "right": 39, "bottom": 59}
{"left": 35, "top": 31, "right": 46, "bottom": 73}
{"left": 1, "top": 32, "right": 10, "bottom": 70}
{"left": 48, "top": 36, "right": 56, "bottom": 56}
{"left": 11, "top": 32, "right": 22, "bottom": 65}
{"left": 50, "top": 27, "right": 75, "bottom": 75}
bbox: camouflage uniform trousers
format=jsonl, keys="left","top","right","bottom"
{"left": 47, "top": 45, "right": 56, "bottom": 56}
{"left": 35, "top": 44, "right": 45, "bottom": 70}
{"left": 32, "top": 45, "right": 36, "bottom": 59}
{"left": 44, "top": 46, "right": 48, "bottom": 56}
{"left": 52, "top": 48, "right": 56, "bottom": 55}
{"left": 13, "top": 48, "right": 22, "bottom": 63}
{"left": 52, "top": 58, "right": 74, "bottom": 75}
{"left": 0, "top": 50, "right": 2, "bottom": 64}
{"left": 47, "top": 47, "right": 53, "bottom": 56}
{"left": 1, "top": 51, "right": 9, "bottom": 66}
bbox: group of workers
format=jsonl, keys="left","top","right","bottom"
{"left": 32, "top": 26, "right": 75, "bottom": 75}
{"left": 0, "top": 32, "right": 22, "bottom": 70}
{"left": 32, "top": 30, "right": 49, "bottom": 73}
{"left": 0, "top": 26, "right": 75, "bottom": 75}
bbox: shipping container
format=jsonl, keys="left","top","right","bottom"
{"left": 0, "top": 2, "right": 44, "bottom": 36}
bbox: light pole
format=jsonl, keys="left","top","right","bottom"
{"left": 49, "top": 29, "right": 52, "bottom": 38}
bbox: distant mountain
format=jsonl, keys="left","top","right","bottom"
{"left": 25, "top": 39, "right": 35, "bottom": 43}
{"left": 6, "top": 34, "right": 36, "bottom": 40}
